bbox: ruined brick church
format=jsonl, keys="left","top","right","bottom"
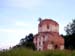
{"left": 33, "top": 18, "right": 64, "bottom": 51}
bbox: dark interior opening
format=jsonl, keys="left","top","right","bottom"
{"left": 47, "top": 24, "right": 49, "bottom": 29}
{"left": 55, "top": 45, "right": 58, "bottom": 49}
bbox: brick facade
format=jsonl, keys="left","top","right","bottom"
{"left": 33, "top": 19, "right": 64, "bottom": 51}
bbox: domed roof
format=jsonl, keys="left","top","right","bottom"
{"left": 39, "top": 19, "right": 59, "bottom": 26}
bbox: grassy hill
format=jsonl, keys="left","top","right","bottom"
{"left": 0, "top": 47, "right": 75, "bottom": 56}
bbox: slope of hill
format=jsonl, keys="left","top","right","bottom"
{"left": 0, "top": 47, "right": 75, "bottom": 56}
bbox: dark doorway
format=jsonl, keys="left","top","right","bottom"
{"left": 55, "top": 45, "right": 58, "bottom": 49}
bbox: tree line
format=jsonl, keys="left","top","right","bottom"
{"left": 63, "top": 19, "right": 75, "bottom": 50}
{"left": 13, "top": 33, "right": 36, "bottom": 50}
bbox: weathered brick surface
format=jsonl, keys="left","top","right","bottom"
{"left": 33, "top": 19, "right": 64, "bottom": 51}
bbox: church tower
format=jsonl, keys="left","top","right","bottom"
{"left": 33, "top": 18, "right": 64, "bottom": 51}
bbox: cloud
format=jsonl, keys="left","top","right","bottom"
{"left": 0, "top": 27, "right": 37, "bottom": 49}
{"left": 0, "top": 16, "right": 16, "bottom": 26}
{"left": 0, "top": 29, "right": 15, "bottom": 33}
{"left": 4, "top": 0, "right": 42, "bottom": 9}
{"left": 16, "top": 21, "right": 31, "bottom": 27}
{"left": 0, "top": 28, "right": 28, "bottom": 49}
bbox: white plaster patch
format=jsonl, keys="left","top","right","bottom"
{"left": 60, "top": 45, "right": 64, "bottom": 50}
{"left": 47, "top": 44, "right": 53, "bottom": 50}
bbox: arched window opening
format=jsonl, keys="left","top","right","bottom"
{"left": 47, "top": 24, "right": 49, "bottom": 29}
{"left": 43, "top": 41, "right": 45, "bottom": 45}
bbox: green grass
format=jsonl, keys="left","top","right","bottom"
{"left": 0, "top": 47, "right": 75, "bottom": 56}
